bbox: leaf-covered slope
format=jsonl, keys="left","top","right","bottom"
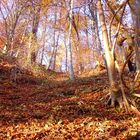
{"left": 0, "top": 58, "right": 140, "bottom": 140}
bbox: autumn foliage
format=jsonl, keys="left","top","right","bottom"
{"left": 0, "top": 0, "right": 140, "bottom": 139}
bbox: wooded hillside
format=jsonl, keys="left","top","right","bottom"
{"left": 0, "top": 0, "right": 140, "bottom": 139}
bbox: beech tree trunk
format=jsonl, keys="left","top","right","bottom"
{"left": 97, "top": 0, "right": 122, "bottom": 107}
{"left": 67, "top": 0, "right": 75, "bottom": 80}
{"left": 89, "top": 2, "right": 102, "bottom": 54}
{"left": 64, "top": 36, "right": 68, "bottom": 72}
{"left": 30, "top": 1, "right": 41, "bottom": 64}
{"left": 41, "top": 22, "right": 47, "bottom": 65}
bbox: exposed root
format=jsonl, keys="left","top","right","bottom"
{"left": 115, "top": 59, "right": 137, "bottom": 112}
{"left": 132, "top": 70, "right": 140, "bottom": 89}
{"left": 107, "top": 88, "right": 123, "bottom": 109}
{"left": 107, "top": 89, "right": 139, "bottom": 114}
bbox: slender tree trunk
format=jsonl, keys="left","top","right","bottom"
{"left": 89, "top": 1, "right": 105, "bottom": 64}
{"left": 64, "top": 36, "right": 68, "bottom": 72}
{"left": 49, "top": 34, "right": 59, "bottom": 70}
{"left": 41, "top": 41, "right": 45, "bottom": 65}
{"left": 52, "top": 34, "right": 60, "bottom": 70}
{"left": 75, "top": 13, "right": 83, "bottom": 74}
{"left": 67, "top": 0, "right": 75, "bottom": 80}
{"left": 74, "top": 42, "right": 83, "bottom": 74}
{"left": 48, "top": 2, "right": 59, "bottom": 70}
{"left": 27, "top": 34, "right": 32, "bottom": 65}
{"left": 48, "top": 46, "right": 56, "bottom": 69}
{"left": 30, "top": 2, "right": 41, "bottom": 64}
{"left": 48, "top": 41, "right": 56, "bottom": 70}
{"left": 89, "top": 2, "right": 102, "bottom": 51}
{"left": 41, "top": 23, "right": 47, "bottom": 64}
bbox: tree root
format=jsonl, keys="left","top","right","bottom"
{"left": 107, "top": 88, "right": 123, "bottom": 109}
{"left": 107, "top": 89, "right": 139, "bottom": 114}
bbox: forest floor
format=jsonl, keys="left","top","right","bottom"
{"left": 0, "top": 57, "right": 140, "bottom": 140}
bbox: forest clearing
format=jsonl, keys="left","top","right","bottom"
{"left": 0, "top": 0, "right": 140, "bottom": 139}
